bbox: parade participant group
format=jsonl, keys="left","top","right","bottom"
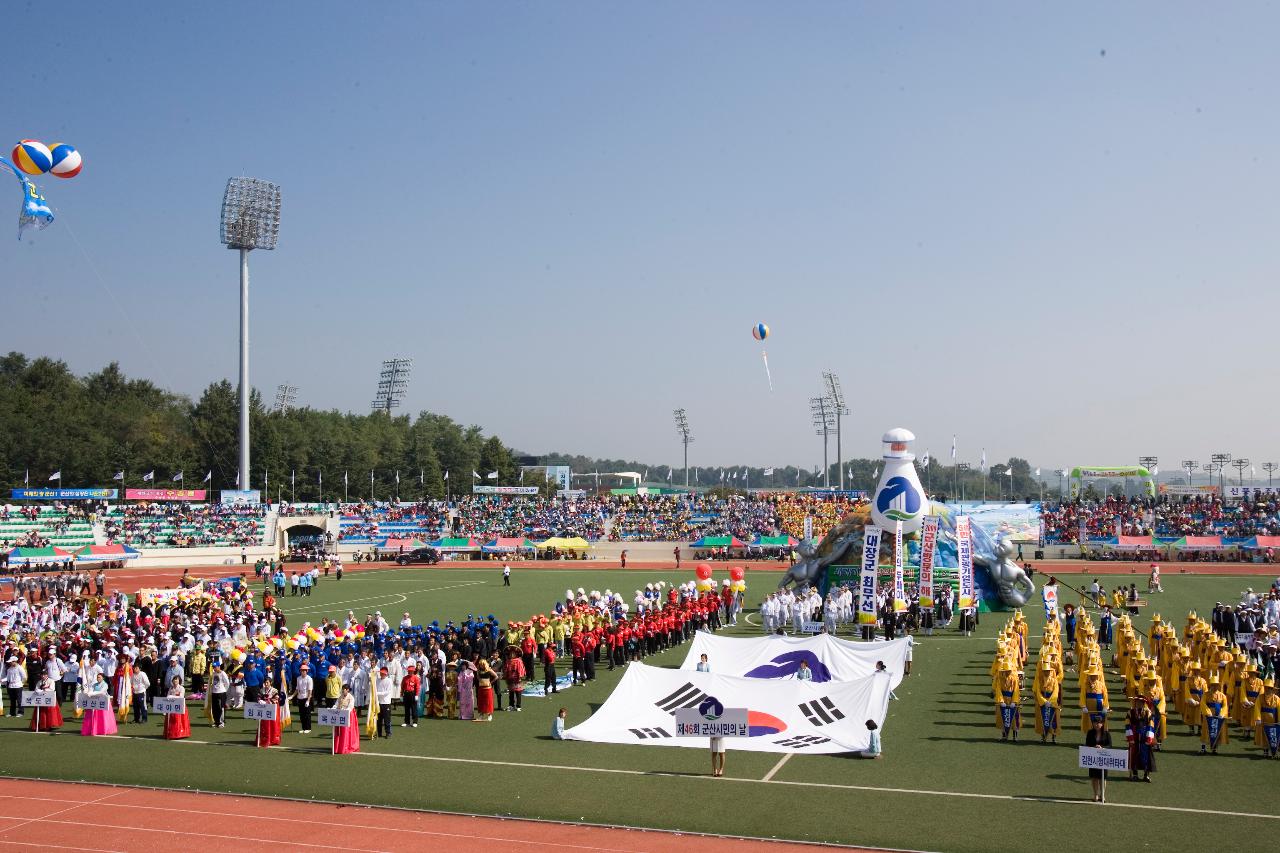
{"left": 990, "top": 582, "right": 1280, "bottom": 802}
{"left": 0, "top": 567, "right": 739, "bottom": 755}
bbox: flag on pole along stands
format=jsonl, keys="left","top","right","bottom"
{"left": 344, "top": 470, "right": 349, "bottom": 485}
{"left": 918, "top": 516, "right": 938, "bottom": 607}
{"left": 48, "top": 471, "right": 61, "bottom": 481}
{"left": 203, "top": 471, "right": 212, "bottom": 483}
{"left": 893, "top": 521, "right": 906, "bottom": 612}
{"left": 921, "top": 451, "right": 930, "bottom": 469}
{"left": 980, "top": 449, "right": 986, "bottom": 470}
{"left": 395, "top": 470, "right": 400, "bottom": 484}
{"left": 858, "top": 526, "right": 882, "bottom": 625}
{"left": 763, "top": 467, "right": 774, "bottom": 476}
{"left": 486, "top": 471, "right": 498, "bottom": 479}
{"left": 442, "top": 470, "right": 448, "bottom": 481}
{"left": 113, "top": 471, "right": 124, "bottom": 481}
{"left": 173, "top": 471, "right": 183, "bottom": 482}
{"left": 1035, "top": 467, "right": 1040, "bottom": 477}
{"left": 951, "top": 436, "right": 957, "bottom": 459}
{"left": 956, "top": 515, "right": 975, "bottom": 610}
{"left": 472, "top": 471, "right": 480, "bottom": 479}
{"left": 667, "top": 468, "right": 673, "bottom": 481}
{"left": 420, "top": 469, "right": 425, "bottom": 485}
{"left": 1005, "top": 468, "right": 1013, "bottom": 478}
{"left": 142, "top": 471, "right": 155, "bottom": 482}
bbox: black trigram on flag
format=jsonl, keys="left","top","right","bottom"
{"left": 798, "top": 696, "right": 845, "bottom": 726}
{"left": 654, "top": 682, "right": 707, "bottom": 712}
{"left": 774, "top": 734, "right": 831, "bottom": 749}
{"left": 629, "top": 727, "right": 672, "bottom": 740}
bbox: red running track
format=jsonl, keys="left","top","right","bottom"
{"left": 0, "top": 778, "right": 872, "bottom": 853}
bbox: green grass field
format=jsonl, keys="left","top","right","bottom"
{"left": 3, "top": 565, "right": 1277, "bottom": 851}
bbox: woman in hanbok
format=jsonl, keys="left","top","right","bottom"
{"left": 30, "top": 673, "right": 62, "bottom": 732}
{"left": 256, "top": 683, "right": 282, "bottom": 747}
{"left": 162, "top": 676, "right": 191, "bottom": 740}
{"left": 457, "top": 660, "right": 476, "bottom": 721}
{"left": 80, "top": 672, "right": 117, "bottom": 736}
{"left": 425, "top": 663, "right": 445, "bottom": 718}
{"left": 474, "top": 657, "right": 496, "bottom": 722}
{"left": 333, "top": 684, "right": 360, "bottom": 754}
{"left": 444, "top": 661, "right": 459, "bottom": 719}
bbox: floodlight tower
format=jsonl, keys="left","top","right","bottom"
{"left": 1263, "top": 462, "right": 1279, "bottom": 488}
{"left": 273, "top": 383, "right": 298, "bottom": 414}
{"left": 1231, "top": 457, "right": 1250, "bottom": 486}
{"left": 371, "top": 358, "right": 413, "bottom": 414}
{"left": 1181, "top": 459, "right": 1197, "bottom": 486}
{"left": 1138, "top": 456, "right": 1158, "bottom": 500}
{"left": 673, "top": 409, "right": 693, "bottom": 489}
{"left": 1211, "top": 452, "right": 1232, "bottom": 496}
{"left": 822, "top": 371, "right": 849, "bottom": 489}
{"left": 810, "top": 396, "right": 836, "bottom": 488}
{"left": 220, "top": 177, "right": 282, "bottom": 493}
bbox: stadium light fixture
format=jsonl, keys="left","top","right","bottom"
{"left": 1210, "top": 453, "right": 1232, "bottom": 497}
{"left": 673, "top": 409, "right": 693, "bottom": 489}
{"left": 371, "top": 358, "right": 413, "bottom": 414}
{"left": 274, "top": 383, "right": 298, "bottom": 414}
{"left": 220, "top": 176, "right": 282, "bottom": 493}
{"left": 1231, "top": 457, "right": 1250, "bottom": 486}
{"left": 810, "top": 396, "right": 836, "bottom": 489}
{"left": 1181, "top": 459, "right": 1197, "bottom": 486}
{"left": 822, "top": 371, "right": 849, "bottom": 489}
{"left": 1263, "top": 462, "right": 1278, "bottom": 487}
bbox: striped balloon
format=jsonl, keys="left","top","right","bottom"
{"left": 752, "top": 323, "right": 769, "bottom": 341}
{"left": 11, "top": 139, "right": 53, "bottom": 175}
{"left": 48, "top": 143, "right": 82, "bottom": 178}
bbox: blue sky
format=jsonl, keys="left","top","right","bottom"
{"left": 6, "top": 3, "right": 1280, "bottom": 475}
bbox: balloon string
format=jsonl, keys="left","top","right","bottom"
{"left": 762, "top": 350, "right": 773, "bottom": 392}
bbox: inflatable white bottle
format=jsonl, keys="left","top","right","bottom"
{"left": 870, "top": 427, "right": 927, "bottom": 536}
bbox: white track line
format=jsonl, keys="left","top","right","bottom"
{"left": 0, "top": 841, "right": 122, "bottom": 853}
{"left": 0, "top": 817, "right": 389, "bottom": 853}
{"left": 6, "top": 730, "right": 1279, "bottom": 822}
{"left": 761, "top": 752, "right": 792, "bottom": 782}
{"left": 0, "top": 790, "right": 122, "bottom": 836}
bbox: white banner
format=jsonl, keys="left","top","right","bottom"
{"left": 244, "top": 702, "right": 278, "bottom": 721}
{"left": 317, "top": 707, "right": 350, "bottom": 727}
{"left": 858, "top": 526, "right": 882, "bottom": 625}
{"left": 803, "top": 515, "right": 814, "bottom": 541}
{"left": 21, "top": 690, "right": 56, "bottom": 708}
{"left": 76, "top": 693, "right": 110, "bottom": 712}
{"left": 152, "top": 696, "right": 186, "bottom": 715}
{"left": 471, "top": 486, "right": 539, "bottom": 495}
{"left": 680, "top": 632, "right": 907, "bottom": 691}
{"left": 892, "top": 521, "right": 906, "bottom": 612}
{"left": 919, "top": 516, "right": 937, "bottom": 607}
{"left": 674, "top": 705, "right": 750, "bottom": 737}
{"left": 563, "top": 663, "right": 890, "bottom": 754}
{"left": 956, "top": 515, "right": 975, "bottom": 610}
{"left": 1078, "top": 746, "right": 1129, "bottom": 771}
{"left": 1225, "top": 486, "right": 1280, "bottom": 500}
{"left": 1042, "top": 585, "right": 1059, "bottom": 621}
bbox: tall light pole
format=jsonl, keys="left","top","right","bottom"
{"left": 956, "top": 462, "right": 970, "bottom": 503}
{"left": 1231, "top": 457, "right": 1250, "bottom": 486}
{"left": 220, "top": 177, "right": 282, "bottom": 495}
{"left": 822, "top": 371, "right": 848, "bottom": 490}
{"left": 1138, "top": 456, "right": 1158, "bottom": 502}
{"left": 673, "top": 409, "right": 693, "bottom": 489}
{"left": 810, "top": 396, "right": 835, "bottom": 488}
{"left": 1182, "top": 459, "right": 1197, "bottom": 487}
{"left": 1263, "top": 462, "right": 1278, "bottom": 488}
{"left": 371, "top": 358, "right": 412, "bottom": 415}
{"left": 1211, "top": 453, "right": 1231, "bottom": 498}
{"left": 273, "top": 383, "right": 298, "bottom": 414}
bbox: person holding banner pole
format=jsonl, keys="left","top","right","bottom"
{"left": 162, "top": 676, "right": 190, "bottom": 740}
{"left": 29, "top": 673, "right": 62, "bottom": 732}
{"left": 333, "top": 685, "right": 360, "bottom": 755}
{"left": 80, "top": 672, "right": 116, "bottom": 736}
{"left": 1085, "top": 715, "right": 1113, "bottom": 803}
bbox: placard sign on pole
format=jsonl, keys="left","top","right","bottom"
{"left": 152, "top": 696, "right": 187, "bottom": 715}
{"left": 956, "top": 515, "right": 975, "bottom": 611}
{"left": 244, "top": 702, "right": 279, "bottom": 721}
{"left": 317, "top": 707, "right": 350, "bottom": 728}
{"left": 673, "top": 697, "right": 750, "bottom": 737}
{"left": 1078, "top": 746, "right": 1129, "bottom": 771}
{"left": 21, "top": 690, "right": 57, "bottom": 708}
{"left": 75, "top": 693, "right": 111, "bottom": 712}
{"left": 857, "top": 526, "right": 883, "bottom": 625}
{"left": 918, "top": 516, "right": 937, "bottom": 608}
{"left": 892, "top": 521, "right": 906, "bottom": 612}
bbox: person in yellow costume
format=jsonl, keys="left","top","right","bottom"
{"left": 1011, "top": 612, "right": 1028, "bottom": 667}
{"left": 1126, "top": 656, "right": 1150, "bottom": 702}
{"left": 1183, "top": 662, "right": 1207, "bottom": 732}
{"left": 1140, "top": 671, "right": 1167, "bottom": 746}
{"left": 1201, "top": 673, "right": 1230, "bottom": 754}
{"left": 1080, "top": 668, "right": 1109, "bottom": 732}
{"left": 995, "top": 661, "right": 1021, "bottom": 741}
{"left": 1255, "top": 679, "right": 1279, "bottom": 757}
{"left": 1034, "top": 659, "right": 1061, "bottom": 743}
{"left": 1238, "top": 664, "right": 1263, "bottom": 730}
{"left": 1170, "top": 649, "right": 1192, "bottom": 718}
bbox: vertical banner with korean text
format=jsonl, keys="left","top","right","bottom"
{"left": 857, "top": 526, "right": 883, "bottom": 625}
{"left": 956, "top": 515, "right": 975, "bottom": 610}
{"left": 892, "top": 521, "right": 906, "bottom": 612}
{"left": 918, "top": 516, "right": 937, "bottom": 608}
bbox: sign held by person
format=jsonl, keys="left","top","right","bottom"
{"left": 317, "top": 707, "right": 349, "bottom": 727}
{"left": 21, "top": 690, "right": 56, "bottom": 708}
{"left": 1078, "top": 746, "right": 1128, "bottom": 771}
{"left": 152, "top": 697, "right": 186, "bottom": 715}
{"left": 244, "top": 702, "right": 279, "bottom": 721}
{"left": 674, "top": 697, "right": 749, "bottom": 737}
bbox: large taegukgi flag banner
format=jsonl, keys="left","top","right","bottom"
{"left": 562, "top": 663, "right": 890, "bottom": 755}
{"left": 679, "top": 632, "right": 909, "bottom": 691}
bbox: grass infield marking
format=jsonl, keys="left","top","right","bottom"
{"left": 281, "top": 580, "right": 486, "bottom": 614}
{"left": 761, "top": 752, "right": 793, "bottom": 782}
{"left": 23, "top": 730, "right": 1266, "bottom": 822}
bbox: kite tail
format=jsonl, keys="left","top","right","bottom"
{"left": 762, "top": 350, "right": 773, "bottom": 392}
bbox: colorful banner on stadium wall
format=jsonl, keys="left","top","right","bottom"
{"left": 562, "top": 662, "right": 891, "bottom": 754}
{"left": 892, "top": 522, "right": 906, "bottom": 612}
{"left": 680, "top": 632, "right": 908, "bottom": 691}
{"left": 124, "top": 489, "right": 207, "bottom": 501}
{"left": 918, "top": 516, "right": 937, "bottom": 607}
{"left": 220, "top": 489, "right": 262, "bottom": 505}
{"left": 1224, "top": 486, "right": 1280, "bottom": 500}
{"left": 956, "top": 515, "right": 975, "bottom": 610}
{"left": 471, "top": 486, "right": 539, "bottom": 495}
{"left": 1158, "top": 484, "right": 1219, "bottom": 497}
{"left": 10, "top": 488, "right": 117, "bottom": 500}
{"left": 857, "top": 526, "right": 882, "bottom": 625}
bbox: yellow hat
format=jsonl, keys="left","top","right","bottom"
{"left": 1209, "top": 673, "right": 1220, "bottom": 685}
{"left": 1265, "top": 679, "right": 1276, "bottom": 688}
